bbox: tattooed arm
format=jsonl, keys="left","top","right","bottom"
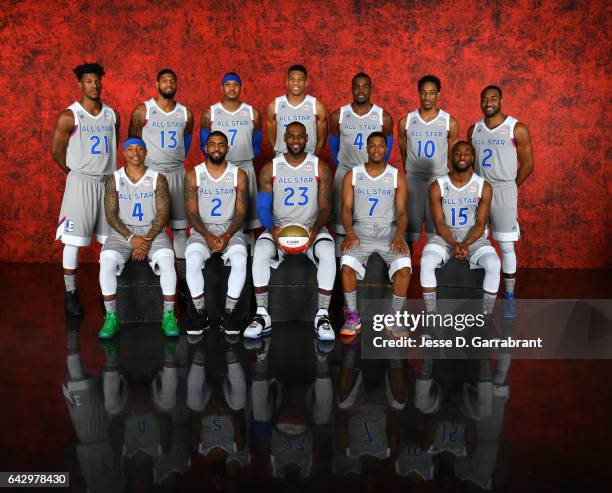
{"left": 128, "top": 103, "right": 146, "bottom": 138}
{"left": 214, "top": 169, "right": 248, "bottom": 253}
{"left": 104, "top": 175, "right": 131, "bottom": 239}
{"left": 184, "top": 169, "right": 218, "bottom": 250}
{"left": 146, "top": 173, "right": 170, "bottom": 239}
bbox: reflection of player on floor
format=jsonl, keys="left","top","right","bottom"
{"left": 328, "top": 72, "right": 394, "bottom": 237}
{"left": 398, "top": 75, "right": 459, "bottom": 251}
{"left": 420, "top": 142, "right": 501, "bottom": 315}
{"left": 52, "top": 62, "right": 120, "bottom": 317}
{"left": 246, "top": 121, "right": 336, "bottom": 340}
{"left": 184, "top": 132, "right": 249, "bottom": 337}
{"left": 98, "top": 138, "right": 179, "bottom": 338}
{"left": 339, "top": 132, "right": 411, "bottom": 338}
{"left": 201, "top": 72, "right": 262, "bottom": 231}
{"left": 127, "top": 68, "right": 194, "bottom": 279}
{"left": 266, "top": 65, "right": 328, "bottom": 156}
{"left": 468, "top": 85, "right": 534, "bottom": 311}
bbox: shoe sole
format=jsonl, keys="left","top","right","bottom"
{"left": 187, "top": 329, "right": 204, "bottom": 336}
{"left": 314, "top": 329, "right": 336, "bottom": 341}
{"left": 339, "top": 326, "right": 361, "bottom": 337}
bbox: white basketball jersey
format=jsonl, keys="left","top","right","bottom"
{"left": 351, "top": 164, "right": 398, "bottom": 225}
{"left": 471, "top": 116, "right": 519, "bottom": 183}
{"left": 337, "top": 104, "right": 384, "bottom": 166}
{"left": 405, "top": 109, "right": 450, "bottom": 179}
{"left": 274, "top": 95, "right": 318, "bottom": 154}
{"left": 142, "top": 99, "right": 188, "bottom": 170}
{"left": 210, "top": 102, "right": 254, "bottom": 162}
{"left": 194, "top": 162, "right": 239, "bottom": 231}
{"left": 114, "top": 167, "right": 159, "bottom": 227}
{"left": 66, "top": 102, "right": 117, "bottom": 176}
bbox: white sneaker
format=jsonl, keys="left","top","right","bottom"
{"left": 243, "top": 307, "right": 272, "bottom": 339}
{"left": 314, "top": 309, "right": 335, "bottom": 341}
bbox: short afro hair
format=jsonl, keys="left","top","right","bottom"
{"left": 480, "top": 85, "right": 502, "bottom": 98}
{"left": 73, "top": 62, "right": 105, "bottom": 81}
{"left": 156, "top": 68, "right": 177, "bottom": 81}
{"left": 418, "top": 75, "right": 441, "bottom": 92}
{"left": 287, "top": 64, "right": 307, "bottom": 77}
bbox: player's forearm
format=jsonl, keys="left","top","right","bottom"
{"left": 107, "top": 212, "right": 132, "bottom": 239}
{"left": 435, "top": 223, "right": 458, "bottom": 247}
{"left": 462, "top": 222, "right": 486, "bottom": 247}
{"left": 394, "top": 212, "right": 408, "bottom": 238}
{"left": 187, "top": 212, "right": 209, "bottom": 238}
{"left": 312, "top": 207, "right": 330, "bottom": 233}
{"left": 515, "top": 162, "right": 534, "bottom": 187}
{"left": 51, "top": 147, "right": 69, "bottom": 173}
{"left": 225, "top": 210, "right": 246, "bottom": 237}
{"left": 341, "top": 210, "right": 353, "bottom": 234}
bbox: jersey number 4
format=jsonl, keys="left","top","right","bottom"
{"left": 132, "top": 203, "right": 144, "bottom": 222}
{"left": 353, "top": 133, "right": 364, "bottom": 150}
{"left": 284, "top": 187, "right": 309, "bottom": 206}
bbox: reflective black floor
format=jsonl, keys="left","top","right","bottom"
{"left": 0, "top": 263, "right": 611, "bottom": 492}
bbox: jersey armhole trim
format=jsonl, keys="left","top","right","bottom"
{"left": 144, "top": 100, "right": 152, "bottom": 121}
{"left": 195, "top": 165, "right": 202, "bottom": 187}
{"left": 114, "top": 171, "right": 121, "bottom": 192}
{"left": 272, "top": 159, "right": 277, "bottom": 179}
{"left": 436, "top": 177, "right": 445, "bottom": 197}
{"left": 476, "top": 177, "right": 484, "bottom": 198}
{"left": 248, "top": 104, "right": 254, "bottom": 121}
{"left": 274, "top": 97, "right": 281, "bottom": 115}
{"left": 314, "top": 156, "right": 319, "bottom": 178}
{"left": 311, "top": 96, "right": 317, "bottom": 116}
{"left": 392, "top": 167, "right": 398, "bottom": 189}
{"left": 152, "top": 170, "right": 159, "bottom": 190}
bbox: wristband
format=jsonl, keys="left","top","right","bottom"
{"left": 127, "top": 234, "right": 135, "bottom": 242}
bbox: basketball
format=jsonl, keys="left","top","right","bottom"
{"left": 278, "top": 223, "right": 311, "bottom": 254}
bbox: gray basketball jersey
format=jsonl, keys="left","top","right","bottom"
{"left": 271, "top": 428, "right": 313, "bottom": 479}
{"left": 351, "top": 164, "right": 398, "bottom": 225}
{"left": 142, "top": 99, "right": 187, "bottom": 170}
{"left": 66, "top": 102, "right": 117, "bottom": 176}
{"left": 347, "top": 402, "right": 390, "bottom": 459}
{"left": 437, "top": 173, "right": 485, "bottom": 242}
{"left": 210, "top": 102, "right": 254, "bottom": 162}
{"left": 337, "top": 104, "right": 384, "bottom": 166}
{"left": 471, "top": 116, "right": 519, "bottom": 183}
{"left": 272, "top": 154, "right": 319, "bottom": 227}
{"left": 274, "top": 95, "right": 317, "bottom": 154}
{"left": 114, "top": 167, "right": 159, "bottom": 227}
{"left": 194, "top": 162, "right": 239, "bottom": 232}
{"left": 123, "top": 413, "right": 162, "bottom": 458}
{"left": 405, "top": 109, "right": 450, "bottom": 180}
{"left": 199, "top": 414, "right": 236, "bottom": 455}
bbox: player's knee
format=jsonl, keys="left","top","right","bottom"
{"left": 393, "top": 267, "right": 410, "bottom": 282}
{"left": 230, "top": 252, "right": 247, "bottom": 270}
{"left": 253, "top": 239, "right": 275, "bottom": 262}
{"left": 482, "top": 253, "right": 501, "bottom": 273}
{"left": 498, "top": 241, "right": 515, "bottom": 254}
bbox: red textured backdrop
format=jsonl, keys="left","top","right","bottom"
{"left": 0, "top": 0, "right": 609, "bottom": 267}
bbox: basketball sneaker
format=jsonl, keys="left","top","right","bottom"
{"left": 340, "top": 308, "right": 361, "bottom": 337}
{"left": 314, "top": 309, "right": 335, "bottom": 341}
{"left": 65, "top": 290, "right": 83, "bottom": 318}
{"left": 187, "top": 309, "right": 210, "bottom": 337}
{"left": 244, "top": 307, "right": 272, "bottom": 339}
{"left": 162, "top": 310, "right": 180, "bottom": 337}
{"left": 99, "top": 312, "right": 120, "bottom": 339}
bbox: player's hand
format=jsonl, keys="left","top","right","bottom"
{"left": 271, "top": 225, "right": 281, "bottom": 248}
{"left": 390, "top": 236, "right": 409, "bottom": 256}
{"left": 129, "top": 236, "right": 151, "bottom": 261}
{"left": 453, "top": 242, "right": 468, "bottom": 260}
{"left": 212, "top": 232, "right": 231, "bottom": 253}
{"left": 304, "top": 227, "right": 318, "bottom": 251}
{"left": 204, "top": 231, "right": 220, "bottom": 250}
{"left": 341, "top": 231, "right": 360, "bottom": 253}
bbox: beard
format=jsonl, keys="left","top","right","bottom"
{"left": 209, "top": 154, "right": 226, "bottom": 164}
{"left": 159, "top": 88, "right": 176, "bottom": 99}
{"left": 451, "top": 163, "right": 471, "bottom": 173}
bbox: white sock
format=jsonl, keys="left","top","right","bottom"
{"left": 164, "top": 300, "right": 175, "bottom": 312}
{"left": 64, "top": 274, "right": 77, "bottom": 292}
{"left": 104, "top": 299, "right": 116, "bottom": 313}
{"left": 504, "top": 277, "right": 516, "bottom": 294}
{"left": 423, "top": 292, "right": 436, "bottom": 312}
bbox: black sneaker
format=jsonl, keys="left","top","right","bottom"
{"left": 65, "top": 290, "right": 83, "bottom": 317}
{"left": 221, "top": 309, "right": 241, "bottom": 336}
{"left": 187, "top": 309, "right": 210, "bottom": 337}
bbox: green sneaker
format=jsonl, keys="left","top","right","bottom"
{"left": 99, "top": 312, "right": 120, "bottom": 339}
{"left": 162, "top": 310, "right": 180, "bottom": 337}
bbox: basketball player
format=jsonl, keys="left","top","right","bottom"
{"left": 184, "top": 131, "right": 249, "bottom": 337}
{"left": 468, "top": 85, "right": 534, "bottom": 311}
{"left": 420, "top": 141, "right": 501, "bottom": 315}
{"left": 339, "top": 132, "right": 411, "bottom": 337}
{"left": 266, "top": 65, "right": 327, "bottom": 156}
{"left": 398, "top": 75, "right": 459, "bottom": 250}
{"left": 246, "top": 121, "right": 336, "bottom": 340}
{"left": 51, "top": 62, "right": 120, "bottom": 317}
{"left": 200, "top": 72, "right": 262, "bottom": 231}
{"left": 128, "top": 68, "right": 194, "bottom": 280}
{"left": 329, "top": 72, "right": 394, "bottom": 236}
{"left": 98, "top": 138, "right": 179, "bottom": 338}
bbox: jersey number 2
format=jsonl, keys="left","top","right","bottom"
{"left": 210, "top": 198, "right": 222, "bottom": 217}
{"left": 481, "top": 148, "right": 493, "bottom": 167}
